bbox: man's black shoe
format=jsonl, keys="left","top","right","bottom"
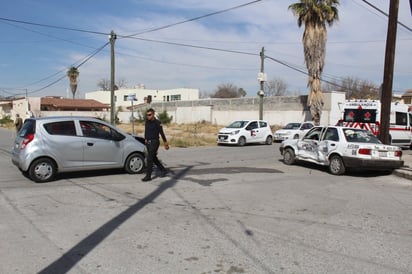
{"left": 141, "top": 176, "right": 151, "bottom": 182}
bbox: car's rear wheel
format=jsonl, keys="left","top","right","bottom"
{"left": 125, "top": 153, "right": 145, "bottom": 174}
{"left": 238, "top": 136, "right": 246, "bottom": 146}
{"left": 29, "top": 158, "right": 56, "bottom": 183}
{"left": 283, "top": 148, "right": 296, "bottom": 165}
{"left": 265, "top": 136, "right": 273, "bottom": 145}
{"left": 329, "top": 155, "right": 346, "bottom": 175}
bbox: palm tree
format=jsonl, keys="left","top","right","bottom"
{"left": 289, "top": 0, "right": 339, "bottom": 125}
{"left": 67, "top": 67, "right": 79, "bottom": 99}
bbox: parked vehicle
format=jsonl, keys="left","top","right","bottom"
{"left": 217, "top": 120, "right": 273, "bottom": 146}
{"left": 279, "top": 126, "right": 403, "bottom": 175}
{"left": 337, "top": 99, "right": 412, "bottom": 148}
{"left": 273, "top": 122, "right": 314, "bottom": 142}
{"left": 11, "top": 116, "right": 146, "bottom": 182}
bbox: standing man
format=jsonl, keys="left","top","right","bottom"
{"left": 142, "top": 108, "right": 169, "bottom": 182}
{"left": 14, "top": 114, "right": 23, "bottom": 133}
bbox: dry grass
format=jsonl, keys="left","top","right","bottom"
{"left": 118, "top": 122, "right": 221, "bottom": 147}
{"left": 1, "top": 119, "right": 282, "bottom": 148}
{"left": 118, "top": 122, "right": 283, "bottom": 147}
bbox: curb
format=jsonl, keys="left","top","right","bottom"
{"left": 393, "top": 166, "right": 412, "bottom": 181}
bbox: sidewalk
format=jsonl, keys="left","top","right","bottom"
{"left": 393, "top": 151, "right": 412, "bottom": 180}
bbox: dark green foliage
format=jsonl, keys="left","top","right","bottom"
{"left": 157, "top": 110, "right": 173, "bottom": 124}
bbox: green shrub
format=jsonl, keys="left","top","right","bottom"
{"left": 0, "top": 115, "right": 13, "bottom": 128}
{"left": 158, "top": 110, "right": 173, "bottom": 125}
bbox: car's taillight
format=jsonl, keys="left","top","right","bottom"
{"left": 358, "top": 148, "right": 372, "bottom": 155}
{"left": 21, "top": 133, "right": 34, "bottom": 149}
{"left": 394, "top": 150, "right": 402, "bottom": 157}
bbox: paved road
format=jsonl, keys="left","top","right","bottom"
{"left": 1, "top": 127, "right": 412, "bottom": 274}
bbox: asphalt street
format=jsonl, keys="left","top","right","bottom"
{"left": 1, "top": 127, "right": 411, "bottom": 274}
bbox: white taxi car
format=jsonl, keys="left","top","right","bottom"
{"left": 217, "top": 120, "right": 273, "bottom": 146}
{"left": 279, "top": 126, "right": 404, "bottom": 175}
{"left": 273, "top": 122, "right": 314, "bottom": 142}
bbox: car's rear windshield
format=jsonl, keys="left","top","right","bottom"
{"left": 343, "top": 128, "right": 381, "bottom": 143}
{"left": 18, "top": 119, "right": 36, "bottom": 138}
{"left": 284, "top": 123, "right": 301, "bottom": 129}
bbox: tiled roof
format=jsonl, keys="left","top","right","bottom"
{"left": 402, "top": 89, "right": 412, "bottom": 96}
{"left": 41, "top": 97, "right": 109, "bottom": 109}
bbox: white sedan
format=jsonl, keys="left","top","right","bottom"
{"left": 273, "top": 122, "right": 314, "bottom": 142}
{"left": 279, "top": 126, "right": 404, "bottom": 175}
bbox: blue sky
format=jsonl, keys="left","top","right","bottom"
{"left": 0, "top": 0, "right": 411, "bottom": 99}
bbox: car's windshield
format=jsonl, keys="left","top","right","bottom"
{"left": 227, "top": 121, "right": 248, "bottom": 128}
{"left": 283, "top": 123, "right": 301, "bottom": 129}
{"left": 343, "top": 128, "right": 381, "bottom": 143}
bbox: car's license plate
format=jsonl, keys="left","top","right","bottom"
{"left": 379, "top": 151, "right": 387, "bottom": 157}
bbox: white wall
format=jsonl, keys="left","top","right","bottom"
{"left": 85, "top": 87, "right": 200, "bottom": 109}
{"left": 25, "top": 92, "right": 346, "bottom": 127}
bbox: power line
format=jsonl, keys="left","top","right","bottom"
{"left": 28, "top": 42, "right": 110, "bottom": 95}
{"left": 0, "top": 16, "right": 109, "bottom": 36}
{"left": 3, "top": 42, "right": 110, "bottom": 96}
{"left": 125, "top": 36, "right": 258, "bottom": 56}
{"left": 122, "top": 0, "right": 265, "bottom": 38}
{"left": 359, "top": 0, "right": 412, "bottom": 32}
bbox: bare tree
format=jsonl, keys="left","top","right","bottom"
{"left": 97, "top": 78, "right": 128, "bottom": 91}
{"left": 211, "top": 83, "right": 245, "bottom": 98}
{"left": 265, "top": 77, "right": 288, "bottom": 96}
{"left": 323, "top": 76, "right": 379, "bottom": 99}
{"left": 97, "top": 79, "right": 110, "bottom": 91}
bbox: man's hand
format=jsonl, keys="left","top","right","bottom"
{"left": 164, "top": 142, "right": 170, "bottom": 150}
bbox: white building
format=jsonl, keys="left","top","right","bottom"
{"left": 85, "top": 86, "right": 199, "bottom": 109}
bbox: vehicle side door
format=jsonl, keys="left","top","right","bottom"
{"left": 296, "top": 127, "right": 324, "bottom": 162}
{"left": 42, "top": 120, "right": 83, "bottom": 169}
{"left": 317, "top": 127, "right": 339, "bottom": 164}
{"left": 245, "top": 121, "right": 260, "bottom": 143}
{"left": 79, "top": 120, "right": 124, "bottom": 168}
{"left": 390, "top": 111, "right": 410, "bottom": 145}
{"left": 257, "top": 121, "right": 270, "bottom": 141}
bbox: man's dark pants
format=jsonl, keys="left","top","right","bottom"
{"left": 145, "top": 139, "right": 166, "bottom": 177}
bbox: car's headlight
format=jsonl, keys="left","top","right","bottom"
{"left": 231, "top": 130, "right": 240, "bottom": 135}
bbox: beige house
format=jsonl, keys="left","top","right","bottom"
{"left": 401, "top": 89, "right": 412, "bottom": 104}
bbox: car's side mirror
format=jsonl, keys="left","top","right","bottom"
{"left": 112, "top": 131, "right": 125, "bottom": 141}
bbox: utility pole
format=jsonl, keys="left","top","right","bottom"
{"left": 110, "top": 30, "right": 117, "bottom": 125}
{"left": 258, "top": 47, "right": 265, "bottom": 120}
{"left": 380, "top": 0, "right": 398, "bottom": 144}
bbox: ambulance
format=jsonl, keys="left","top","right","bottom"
{"left": 337, "top": 99, "right": 412, "bottom": 148}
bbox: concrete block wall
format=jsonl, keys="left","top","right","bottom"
{"left": 135, "top": 92, "right": 345, "bottom": 126}
{"left": 34, "top": 92, "right": 346, "bottom": 127}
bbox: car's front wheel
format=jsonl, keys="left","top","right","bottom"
{"left": 329, "top": 155, "right": 346, "bottom": 175}
{"left": 265, "top": 136, "right": 273, "bottom": 145}
{"left": 29, "top": 158, "right": 56, "bottom": 183}
{"left": 125, "top": 153, "right": 145, "bottom": 174}
{"left": 283, "top": 148, "right": 296, "bottom": 165}
{"left": 238, "top": 136, "right": 246, "bottom": 146}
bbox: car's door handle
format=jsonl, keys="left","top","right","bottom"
{"left": 331, "top": 143, "right": 336, "bottom": 147}
{"left": 87, "top": 142, "right": 94, "bottom": 146}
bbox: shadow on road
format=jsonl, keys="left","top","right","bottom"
{"left": 38, "top": 166, "right": 193, "bottom": 274}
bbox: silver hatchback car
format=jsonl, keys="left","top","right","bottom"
{"left": 12, "top": 116, "right": 146, "bottom": 182}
